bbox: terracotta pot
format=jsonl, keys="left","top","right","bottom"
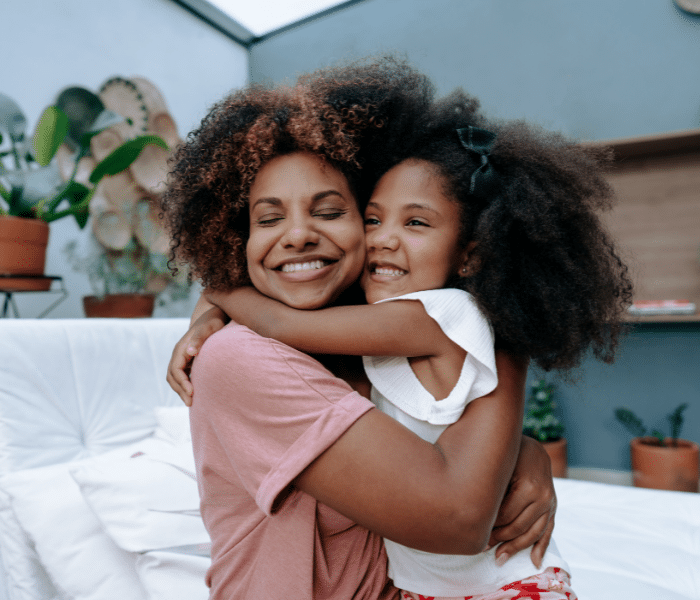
{"left": 83, "top": 293, "right": 155, "bottom": 318}
{"left": 631, "top": 437, "right": 699, "bottom": 492}
{"left": 0, "top": 216, "right": 51, "bottom": 291}
{"left": 543, "top": 437, "right": 568, "bottom": 478}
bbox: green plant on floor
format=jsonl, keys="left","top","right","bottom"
{"left": 0, "top": 90, "right": 167, "bottom": 227}
{"left": 522, "top": 379, "right": 564, "bottom": 443}
{"left": 64, "top": 237, "right": 191, "bottom": 306}
{"left": 614, "top": 403, "right": 689, "bottom": 447}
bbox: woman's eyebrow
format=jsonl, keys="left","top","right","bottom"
{"left": 312, "top": 190, "right": 344, "bottom": 202}
{"left": 250, "top": 197, "right": 282, "bottom": 210}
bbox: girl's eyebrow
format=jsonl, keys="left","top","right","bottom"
{"left": 367, "top": 200, "right": 437, "bottom": 214}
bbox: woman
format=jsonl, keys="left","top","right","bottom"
{"left": 163, "top": 57, "right": 557, "bottom": 599}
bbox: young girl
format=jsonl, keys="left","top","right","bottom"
{"left": 172, "top": 92, "right": 632, "bottom": 599}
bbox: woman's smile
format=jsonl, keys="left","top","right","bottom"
{"left": 246, "top": 152, "right": 365, "bottom": 310}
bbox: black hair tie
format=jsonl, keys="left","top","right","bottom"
{"left": 456, "top": 126, "right": 500, "bottom": 201}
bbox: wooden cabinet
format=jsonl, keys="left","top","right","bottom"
{"left": 582, "top": 129, "right": 700, "bottom": 323}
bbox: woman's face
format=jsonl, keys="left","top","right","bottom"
{"left": 246, "top": 152, "right": 365, "bottom": 310}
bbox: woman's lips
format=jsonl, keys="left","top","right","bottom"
{"left": 272, "top": 259, "right": 337, "bottom": 281}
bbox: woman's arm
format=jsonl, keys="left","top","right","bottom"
{"left": 206, "top": 286, "right": 451, "bottom": 358}
{"left": 489, "top": 435, "right": 556, "bottom": 567}
{"left": 296, "top": 350, "right": 527, "bottom": 555}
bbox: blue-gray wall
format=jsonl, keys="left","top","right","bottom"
{"left": 250, "top": 0, "right": 700, "bottom": 471}
{"left": 251, "top": 0, "right": 700, "bottom": 141}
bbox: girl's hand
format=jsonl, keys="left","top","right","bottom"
{"left": 487, "top": 435, "right": 556, "bottom": 568}
{"left": 166, "top": 306, "right": 227, "bottom": 406}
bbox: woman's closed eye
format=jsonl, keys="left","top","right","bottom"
{"left": 314, "top": 208, "right": 348, "bottom": 220}
{"left": 256, "top": 214, "right": 284, "bottom": 226}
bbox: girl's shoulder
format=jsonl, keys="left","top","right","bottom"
{"left": 376, "top": 288, "right": 489, "bottom": 338}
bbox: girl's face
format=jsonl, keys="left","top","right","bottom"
{"left": 246, "top": 152, "right": 365, "bottom": 310}
{"left": 360, "top": 159, "right": 468, "bottom": 304}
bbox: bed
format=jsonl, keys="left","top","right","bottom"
{"left": 0, "top": 319, "right": 697, "bottom": 600}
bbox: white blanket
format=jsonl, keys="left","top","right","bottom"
{"left": 0, "top": 319, "right": 698, "bottom": 600}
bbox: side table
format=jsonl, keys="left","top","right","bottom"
{"left": 0, "top": 275, "right": 68, "bottom": 318}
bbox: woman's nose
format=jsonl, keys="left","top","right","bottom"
{"left": 279, "top": 215, "right": 320, "bottom": 249}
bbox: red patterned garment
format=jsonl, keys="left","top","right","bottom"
{"left": 400, "top": 567, "right": 577, "bottom": 600}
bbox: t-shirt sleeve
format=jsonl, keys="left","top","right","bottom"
{"left": 191, "top": 324, "right": 375, "bottom": 515}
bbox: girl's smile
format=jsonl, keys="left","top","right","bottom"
{"left": 360, "top": 159, "right": 469, "bottom": 304}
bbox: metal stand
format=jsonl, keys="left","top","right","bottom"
{"left": 0, "top": 275, "right": 68, "bottom": 318}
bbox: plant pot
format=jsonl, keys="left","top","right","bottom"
{"left": 82, "top": 293, "right": 155, "bottom": 318}
{"left": 543, "top": 437, "right": 568, "bottom": 478}
{"left": 0, "top": 216, "right": 51, "bottom": 291}
{"left": 631, "top": 437, "right": 699, "bottom": 492}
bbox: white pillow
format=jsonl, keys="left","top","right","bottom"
{"left": 0, "top": 489, "right": 58, "bottom": 600}
{"left": 135, "top": 549, "right": 210, "bottom": 600}
{"left": 153, "top": 406, "right": 192, "bottom": 446}
{"left": 70, "top": 438, "right": 209, "bottom": 553}
{"left": 0, "top": 437, "right": 174, "bottom": 600}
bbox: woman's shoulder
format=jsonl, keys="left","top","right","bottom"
{"left": 198, "top": 322, "right": 347, "bottom": 386}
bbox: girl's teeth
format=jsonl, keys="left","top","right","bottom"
{"left": 281, "top": 260, "right": 326, "bottom": 273}
{"left": 375, "top": 267, "right": 405, "bottom": 276}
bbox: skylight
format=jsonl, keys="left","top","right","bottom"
{"left": 205, "top": 0, "right": 350, "bottom": 37}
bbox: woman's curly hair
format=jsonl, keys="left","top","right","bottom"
{"left": 162, "top": 56, "right": 433, "bottom": 291}
{"left": 384, "top": 91, "right": 634, "bottom": 372}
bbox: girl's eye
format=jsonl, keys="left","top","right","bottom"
{"left": 364, "top": 217, "right": 380, "bottom": 226}
{"left": 407, "top": 219, "right": 428, "bottom": 227}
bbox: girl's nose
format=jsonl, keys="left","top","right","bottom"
{"left": 280, "top": 215, "right": 320, "bottom": 249}
{"left": 367, "top": 226, "right": 399, "bottom": 251}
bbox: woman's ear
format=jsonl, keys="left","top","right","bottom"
{"left": 458, "top": 241, "right": 479, "bottom": 278}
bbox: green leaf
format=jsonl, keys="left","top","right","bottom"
{"left": 667, "top": 402, "right": 688, "bottom": 443}
{"left": 33, "top": 106, "right": 69, "bottom": 166}
{"left": 614, "top": 408, "right": 647, "bottom": 438}
{"left": 0, "top": 181, "right": 9, "bottom": 203}
{"left": 72, "top": 205, "right": 89, "bottom": 229}
{"left": 89, "top": 135, "right": 168, "bottom": 184}
{"left": 39, "top": 181, "right": 92, "bottom": 227}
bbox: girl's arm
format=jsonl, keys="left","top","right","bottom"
{"left": 296, "top": 350, "right": 526, "bottom": 555}
{"left": 166, "top": 293, "right": 228, "bottom": 405}
{"left": 206, "top": 286, "right": 453, "bottom": 358}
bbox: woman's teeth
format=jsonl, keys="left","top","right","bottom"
{"left": 374, "top": 267, "right": 406, "bottom": 276}
{"left": 280, "top": 260, "right": 327, "bottom": 273}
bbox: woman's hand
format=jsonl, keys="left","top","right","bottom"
{"left": 167, "top": 304, "right": 227, "bottom": 406}
{"left": 487, "top": 435, "right": 556, "bottom": 568}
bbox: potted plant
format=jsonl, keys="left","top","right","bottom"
{"left": 0, "top": 90, "right": 167, "bottom": 291}
{"left": 523, "top": 379, "right": 567, "bottom": 477}
{"left": 65, "top": 237, "right": 190, "bottom": 318}
{"left": 614, "top": 403, "right": 699, "bottom": 492}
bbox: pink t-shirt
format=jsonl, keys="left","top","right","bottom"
{"left": 190, "top": 322, "right": 399, "bottom": 599}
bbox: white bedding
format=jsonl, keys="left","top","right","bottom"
{"left": 0, "top": 319, "right": 698, "bottom": 600}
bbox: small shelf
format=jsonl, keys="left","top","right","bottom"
{"left": 0, "top": 275, "right": 67, "bottom": 318}
{"left": 625, "top": 313, "right": 700, "bottom": 324}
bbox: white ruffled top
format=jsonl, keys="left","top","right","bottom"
{"left": 362, "top": 288, "right": 497, "bottom": 429}
{"left": 361, "top": 288, "right": 568, "bottom": 596}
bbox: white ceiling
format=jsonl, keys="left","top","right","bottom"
{"left": 205, "top": 0, "right": 350, "bottom": 37}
